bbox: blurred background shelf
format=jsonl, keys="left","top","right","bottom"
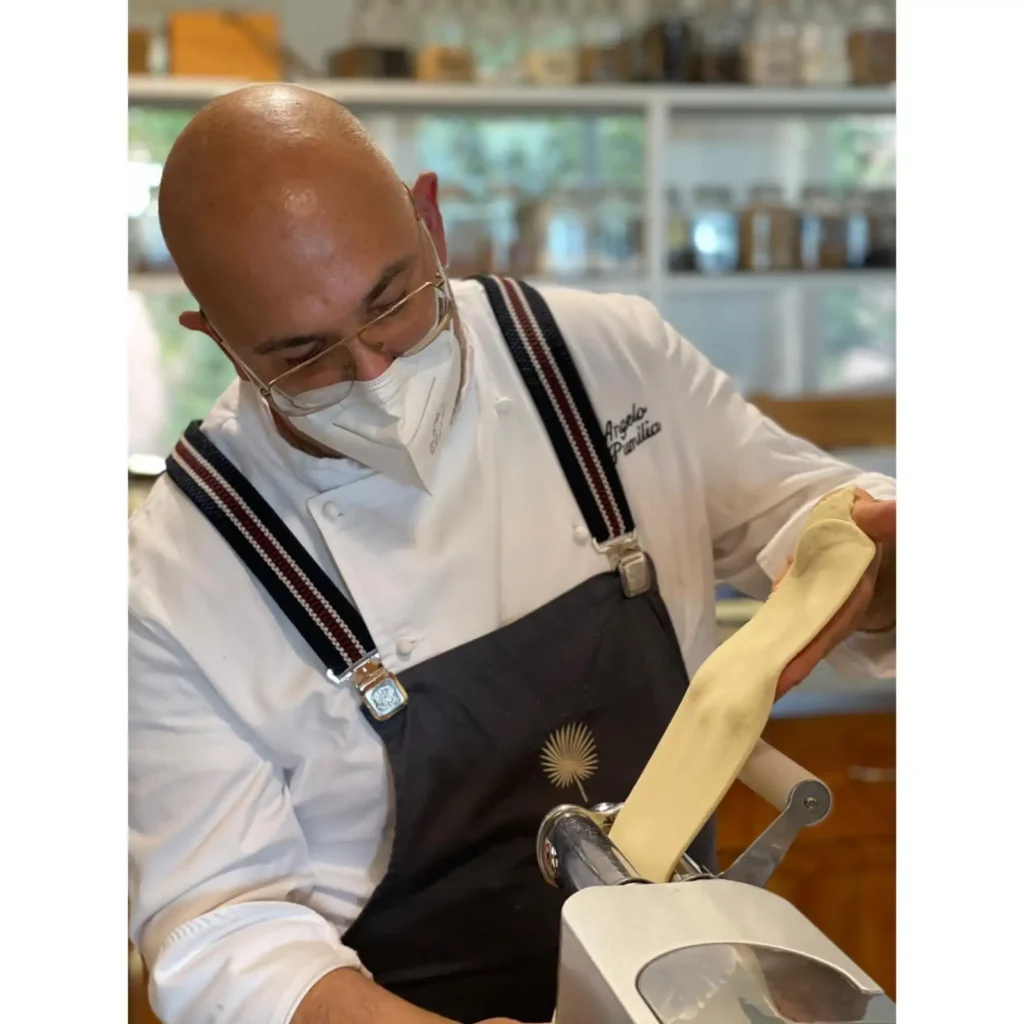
{"left": 129, "top": 74, "right": 895, "bottom": 116}
{"left": 127, "top": 0, "right": 897, "bottom": 465}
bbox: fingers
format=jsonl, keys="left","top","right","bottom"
{"left": 851, "top": 495, "right": 896, "bottom": 545}
{"left": 775, "top": 552, "right": 881, "bottom": 699}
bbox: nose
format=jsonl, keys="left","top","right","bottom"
{"left": 349, "top": 338, "right": 395, "bottom": 382}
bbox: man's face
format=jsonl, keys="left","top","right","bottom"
{"left": 194, "top": 172, "right": 449, "bottom": 389}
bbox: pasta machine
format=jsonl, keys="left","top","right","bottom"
{"left": 537, "top": 741, "right": 897, "bottom": 1024}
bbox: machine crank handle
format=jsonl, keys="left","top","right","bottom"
{"left": 723, "top": 739, "right": 832, "bottom": 889}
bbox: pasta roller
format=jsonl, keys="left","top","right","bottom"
{"left": 537, "top": 741, "right": 896, "bottom": 1024}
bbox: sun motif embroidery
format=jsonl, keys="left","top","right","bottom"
{"left": 540, "top": 722, "right": 599, "bottom": 802}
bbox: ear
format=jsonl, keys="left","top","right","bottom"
{"left": 180, "top": 309, "right": 246, "bottom": 378}
{"left": 179, "top": 309, "right": 213, "bottom": 335}
{"left": 410, "top": 172, "right": 448, "bottom": 269}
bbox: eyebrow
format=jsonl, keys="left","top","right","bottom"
{"left": 253, "top": 255, "right": 417, "bottom": 356}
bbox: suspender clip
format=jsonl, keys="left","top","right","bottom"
{"left": 327, "top": 654, "right": 408, "bottom": 721}
{"left": 594, "top": 532, "right": 652, "bottom": 598}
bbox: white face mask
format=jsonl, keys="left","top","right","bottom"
{"left": 289, "top": 326, "right": 462, "bottom": 493}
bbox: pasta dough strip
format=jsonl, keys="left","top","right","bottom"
{"left": 609, "top": 487, "right": 877, "bottom": 882}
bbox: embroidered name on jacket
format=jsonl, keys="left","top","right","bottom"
{"left": 604, "top": 404, "right": 663, "bottom": 464}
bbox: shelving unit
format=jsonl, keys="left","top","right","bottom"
{"left": 128, "top": 73, "right": 895, "bottom": 461}
{"left": 129, "top": 75, "right": 894, "bottom": 306}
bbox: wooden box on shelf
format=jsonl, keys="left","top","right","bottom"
{"left": 168, "top": 11, "right": 282, "bottom": 80}
{"left": 749, "top": 392, "right": 896, "bottom": 451}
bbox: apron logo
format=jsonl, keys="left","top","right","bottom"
{"left": 604, "top": 403, "right": 662, "bottom": 464}
{"left": 540, "top": 721, "right": 598, "bottom": 803}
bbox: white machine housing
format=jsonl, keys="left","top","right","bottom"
{"left": 555, "top": 877, "right": 896, "bottom": 1024}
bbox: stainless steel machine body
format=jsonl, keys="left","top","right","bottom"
{"left": 537, "top": 741, "right": 897, "bottom": 1024}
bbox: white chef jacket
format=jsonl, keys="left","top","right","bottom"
{"left": 128, "top": 280, "right": 896, "bottom": 1024}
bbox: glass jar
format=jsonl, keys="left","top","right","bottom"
{"left": 580, "top": 0, "right": 628, "bottom": 82}
{"left": 592, "top": 186, "right": 645, "bottom": 274}
{"left": 137, "top": 186, "right": 175, "bottom": 273}
{"left": 666, "top": 187, "right": 694, "bottom": 272}
{"left": 698, "top": 0, "right": 748, "bottom": 83}
{"left": 745, "top": 0, "right": 800, "bottom": 87}
{"left": 416, "top": 0, "right": 475, "bottom": 82}
{"left": 798, "top": 0, "right": 850, "bottom": 86}
{"left": 847, "top": 0, "right": 896, "bottom": 86}
{"left": 623, "top": 0, "right": 656, "bottom": 82}
{"left": 472, "top": 0, "right": 527, "bottom": 83}
{"left": 510, "top": 196, "right": 545, "bottom": 276}
{"left": 537, "top": 187, "right": 591, "bottom": 277}
{"left": 843, "top": 188, "right": 870, "bottom": 268}
{"left": 799, "top": 185, "right": 848, "bottom": 270}
{"left": 328, "top": 0, "right": 413, "bottom": 79}
{"left": 692, "top": 186, "right": 740, "bottom": 273}
{"left": 740, "top": 184, "right": 798, "bottom": 272}
{"left": 653, "top": 0, "right": 703, "bottom": 83}
{"left": 864, "top": 188, "right": 896, "bottom": 267}
{"left": 439, "top": 186, "right": 493, "bottom": 277}
{"left": 525, "top": 0, "right": 581, "bottom": 85}
{"left": 484, "top": 181, "right": 522, "bottom": 275}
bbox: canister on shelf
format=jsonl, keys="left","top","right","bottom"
{"left": 798, "top": 0, "right": 851, "bottom": 86}
{"left": 579, "top": 0, "right": 629, "bottom": 82}
{"left": 328, "top": 0, "right": 413, "bottom": 79}
{"left": 136, "top": 186, "right": 176, "bottom": 274}
{"left": 864, "top": 188, "right": 896, "bottom": 267}
{"left": 844, "top": 188, "right": 870, "bottom": 268}
{"left": 438, "top": 186, "right": 493, "bottom": 278}
{"left": 525, "top": 0, "right": 581, "bottom": 85}
{"left": 666, "top": 188, "right": 694, "bottom": 272}
{"left": 416, "top": 0, "right": 475, "bottom": 82}
{"left": 692, "top": 185, "right": 741, "bottom": 273}
{"left": 744, "top": 0, "right": 800, "bottom": 87}
{"left": 740, "top": 184, "right": 798, "bottom": 272}
{"left": 472, "top": 0, "right": 528, "bottom": 83}
{"left": 847, "top": 0, "right": 896, "bottom": 85}
{"left": 655, "top": 0, "right": 704, "bottom": 83}
{"left": 697, "top": 0, "right": 748, "bottom": 83}
{"left": 799, "top": 185, "right": 848, "bottom": 270}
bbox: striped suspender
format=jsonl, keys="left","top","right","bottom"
{"left": 165, "top": 279, "right": 649, "bottom": 718}
{"left": 474, "top": 275, "right": 652, "bottom": 597}
{"left": 166, "top": 423, "right": 408, "bottom": 721}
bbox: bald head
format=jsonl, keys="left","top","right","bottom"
{"left": 160, "top": 84, "right": 444, "bottom": 381}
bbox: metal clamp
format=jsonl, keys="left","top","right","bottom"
{"left": 593, "top": 532, "right": 652, "bottom": 598}
{"left": 326, "top": 653, "right": 408, "bottom": 721}
{"left": 537, "top": 804, "right": 648, "bottom": 892}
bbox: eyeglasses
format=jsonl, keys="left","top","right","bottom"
{"left": 209, "top": 210, "right": 455, "bottom": 418}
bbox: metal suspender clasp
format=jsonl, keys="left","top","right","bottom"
{"left": 327, "top": 653, "right": 408, "bottom": 721}
{"left": 594, "top": 531, "right": 652, "bottom": 598}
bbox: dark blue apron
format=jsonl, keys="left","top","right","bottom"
{"left": 167, "top": 276, "right": 715, "bottom": 1023}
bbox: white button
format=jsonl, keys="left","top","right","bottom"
{"left": 573, "top": 526, "right": 590, "bottom": 546}
{"left": 396, "top": 636, "right": 418, "bottom": 657}
{"left": 494, "top": 396, "right": 513, "bottom": 416}
{"left": 323, "top": 501, "right": 343, "bottom": 520}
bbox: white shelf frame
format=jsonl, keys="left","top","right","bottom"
{"left": 128, "top": 75, "right": 896, "bottom": 117}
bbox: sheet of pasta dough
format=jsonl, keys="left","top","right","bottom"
{"left": 609, "top": 487, "right": 877, "bottom": 882}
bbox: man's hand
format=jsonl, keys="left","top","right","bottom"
{"left": 771, "top": 489, "right": 896, "bottom": 698}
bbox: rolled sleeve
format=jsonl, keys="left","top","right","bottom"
{"left": 149, "top": 903, "right": 361, "bottom": 1024}
{"left": 129, "top": 610, "right": 365, "bottom": 1024}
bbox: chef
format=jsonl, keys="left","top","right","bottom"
{"left": 129, "top": 84, "right": 896, "bottom": 1024}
